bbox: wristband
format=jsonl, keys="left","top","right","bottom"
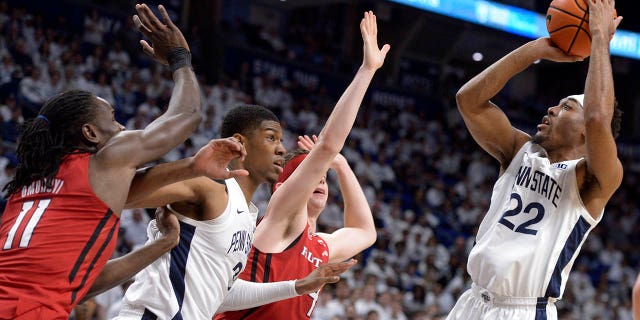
{"left": 167, "top": 47, "right": 192, "bottom": 73}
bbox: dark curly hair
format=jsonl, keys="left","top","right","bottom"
{"left": 4, "top": 90, "right": 99, "bottom": 196}
{"left": 220, "top": 104, "right": 279, "bottom": 138}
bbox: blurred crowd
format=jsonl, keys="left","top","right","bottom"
{"left": 0, "top": 1, "right": 638, "bottom": 320}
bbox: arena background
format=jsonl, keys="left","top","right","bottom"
{"left": 0, "top": 0, "right": 638, "bottom": 319}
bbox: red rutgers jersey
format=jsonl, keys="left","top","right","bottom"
{"left": 216, "top": 223, "right": 330, "bottom": 320}
{"left": 0, "top": 153, "right": 119, "bottom": 319}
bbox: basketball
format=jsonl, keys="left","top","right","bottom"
{"left": 546, "top": 0, "right": 616, "bottom": 58}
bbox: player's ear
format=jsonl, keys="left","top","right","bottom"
{"left": 232, "top": 133, "right": 245, "bottom": 145}
{"left": 82, "top": 123, "right": 100, "bottom": 145}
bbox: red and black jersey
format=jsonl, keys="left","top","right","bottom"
{"left": 216, "top": 223, "right": 330, "bottom": 320}
{"left": 0, "top": 153, "right": 119, "bottom": 319}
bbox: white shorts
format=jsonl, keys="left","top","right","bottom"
{"left": 446, "top": 284, "right": 557, "bottom": 320}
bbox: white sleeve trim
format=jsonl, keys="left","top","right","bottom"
{"left": 216, "top": 279, "right": 298, "bottom": 313}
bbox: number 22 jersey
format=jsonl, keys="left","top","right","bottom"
{"left": 468, "top": 141, "right": 601, "bottom": 300}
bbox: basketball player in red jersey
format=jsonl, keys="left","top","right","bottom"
{"left": 217, "top": 11, "right": 387, "bottom": 319}
{"left": 0, "top": 4, "right": 244, "bottom": 319}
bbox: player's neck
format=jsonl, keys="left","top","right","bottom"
{"left": 235, "top": 175, "right": 261, "bottom": 206}
{"left": 546, "top": 145, "right": 585, "bottom": 164}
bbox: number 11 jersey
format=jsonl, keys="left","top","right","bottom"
{"left": 0, "top": 153, "right": 119, "bottom": 319}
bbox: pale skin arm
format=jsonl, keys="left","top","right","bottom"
{"left": 300, "top": 135, "right": 376, "bottom": 263}
{"left": 455, "top": 38, "right": 582, "bottom": 168}
{"left": 254, "top": 11, "right": 389, "bottom": 251}
{"left": 579, "top": 0, "right": 624, "bottom": 215}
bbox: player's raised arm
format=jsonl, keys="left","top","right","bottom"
{"left": 98, "top": 4, "right": 202, "bottom": 169}
{"left": 259, "top": 11, "right": 388, "bottom": 238}
{"left": 125, "top": 138, "right": 248, "bottom": 208}
{"left": 299, "top": 135, "right": 375, "bottom": 263}
{"left": 456, "top": 38, "right": 581, "bottom": 167}
{"left": 581, "top": 0, "right": 623, "bottom": 207}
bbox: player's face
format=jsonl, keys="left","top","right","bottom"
{"left": 532, "top": 97, "right": 585, "bottom": 149}
{"left": 242, "top": 120, "right": 286, "bottom": 184}
{"left": 91, "top": 97, "right": 125, "bottom": 149}
{"left": 308, "top": 174, "right": 329, "bottom": 211}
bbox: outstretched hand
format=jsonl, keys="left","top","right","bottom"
{"left": 133, "top": 3, "right": 189, "bottom": 65}
{"left": 191, "top": 138, "right": 249, "bottom": 180}
{"left": 155, "top": 206, "right": 180, "bottom": 248}
{"left": 298, "top": 134, "right": 346, "bottom": 169}
{"left": 294, "top": 259, "right": 357, "bottom": 295}
{"left": 360, "top": 11, "right": 390, "bottom": 71}
{"left": 587, "top": 0, "right": 622, "bottom": 38}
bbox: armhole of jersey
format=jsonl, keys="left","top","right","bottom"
{"left": 283, "top": 230, "right": 304, "bottom": 252}
{"left": 507, "top": 142, "right": 531, "bottom": 172}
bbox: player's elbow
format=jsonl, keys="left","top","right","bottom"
{"left": 456, "top": 86, "right": 478, "bottom": 115}
{"left": 362, "top": 227, "right": 377, "bottom": 248}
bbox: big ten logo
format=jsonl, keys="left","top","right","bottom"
{"left": 553, "top": 163, "right": 568, "bottom": 170}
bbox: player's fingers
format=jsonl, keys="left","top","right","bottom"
{"left": 140, "top": 40, "right": 155, "bottom": 57}
{"left": 133, "top": 15, "right": 152, "bottom": 35}
{"left": 371, "top": 12, "right": 378, "bottom": 34}
{"left": 381, "top": 43, "right": 391, "bottom": 56}
{"left": 140, "top": 3, "right": 165, "bottom": 30}
{"left": 228, "top": 169, "right": 249, "bottom": 177}
{"left": 158, "top": 5, "right": 176, "bottom": 28}
{"left": 324, "top": 276, "right": 340, "bottom": 284}
{"left": 135, "top": 4, "right": 155, "bottom": 33}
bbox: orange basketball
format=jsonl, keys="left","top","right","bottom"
{"left": 546, "top": 0, "right": 617, "bottom": 58}
{"left": 546, "top": 0, "right": 591, "bottom": 58}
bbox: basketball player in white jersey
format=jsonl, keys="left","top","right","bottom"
{"left": 447, "top": 1, "right": 623, "bottom": 319}
{"left": 110, "top": 104, "right": 356, "bottom": 320}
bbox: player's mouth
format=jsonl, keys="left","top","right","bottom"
{"left": 272, "top": 158, "right": 284, "bottom": 173}
{"left": 313, "top": 188, "right": 325, "bottom": 195}
{"left": 537, "top": 116, "right": 550, "bottom": 130}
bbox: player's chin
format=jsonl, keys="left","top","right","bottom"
{"left": 531, "top": 132, "right": 546, "bottom": 145}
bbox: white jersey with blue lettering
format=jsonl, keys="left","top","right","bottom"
{"left": 115, "top": 177, "right": 258, "bottom": 320}
{"left": 468, "top": 141, "right": 601, "bottom": 300}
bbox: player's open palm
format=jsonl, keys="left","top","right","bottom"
{"left": 294, "top": 259, "right": 357, "bottom": 294}
{"left": 360, "top": 11, "right": 390, "bottom": 72}
{"left": 587, "top": 0, "right": 622, "bottom": 38}
{"left": 192, "top": 138, "right": 249, "bottom": 180}
{"left": 133, "top": 3, "right": 189, "bottom": 65}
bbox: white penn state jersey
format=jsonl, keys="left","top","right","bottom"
{"left": 468, "top": 142, "right": 601, "bottom": 299}
{"left": 116, "top": 177, "right": 258, "bottom": 320}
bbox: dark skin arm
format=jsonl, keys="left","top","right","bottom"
{"left": 82, "top": 207, "right": 178, "bottom": 301}
{"left": 89, "top": 3, "right": 202, "bottom": 216}
{"left": 126, "top": 138, "right": 247, "bottom": 208}
{"left": 576, "top": 0, "right": 623, "bottom": 219}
